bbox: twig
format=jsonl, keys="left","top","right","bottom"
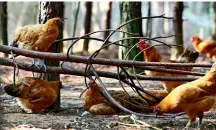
{"left": 89, "top": 15, "right": 175, "bottom": 66}
{"left": 117, "top": 66, "right": 153, "bottom": 111}
{"left": 136, "top": 66, "right": 205, "bottom": 76}
{"left": 117, "top": 121, "right": 162, "bottom": 130}
{"left": 120, "top": 66, "right": 160, "bottom": 102}
{"left": 90, "top": 34, "right": 179, "bottom": 59}
{"left": 89, "top": 64, "right": 153, "bottom": 116}
{"left": 10, "top": 51, "right": 19, "bottom": 86}
{"left": 88, "top": 65, "right": 185, "bottom": 118}
{"left": 111, "top": 35, "right": 180, "bottom": 49}
{"left": 60, "top": 29, "right": 138, "bottom": 69}
{"left": 64, "top": 29, "right": 139, "bottom": 57}
{"left": 103, "top": 14, "right": 174, "bottom": 46}
{"left": 54, "top": 36, "right": 131, "bottom": 48}
{"left": 133, "top": 119, "right": 162, "bottom": 130}
{"left": 116, "top": 67, "right": 148, "bottom": 109}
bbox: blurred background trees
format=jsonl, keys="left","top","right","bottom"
{"left": 70, "top": 2, "right": 80, "bottom": 54}
{"left": 82, "top": 2, "right": 92, "bottom": 54}
{"left": 0, "top": 2, "right": 8, "bottom": 57}
{"left": 212, "top": 2, "right": 216, "bottom": 41}
{"left": 103, "top": 2, "right": 112, "bottom": 50}
{"left": 0, "top": 2, "right": 216, "bottom": 60}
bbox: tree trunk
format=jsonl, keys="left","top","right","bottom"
{"left": 171, "top": 2, "right": 184, "bottom": 60}
{"left": 82, "top": 2, "right": 92, "bottom": 53}
{"left": 212, "top": 2, "right": 216, "bottom": 40}
{"left": 103, "top": 2, "right": 112, "bottom": 50}
{"left": 39, "top": 2, "right": 64, "bottom": 111}
{"left": 0, "top": 2, "right": 8, "bottom": 57}
{"left": 119, "top": 2, "right": 144, "bottom": 74}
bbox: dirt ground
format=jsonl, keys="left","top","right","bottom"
{"left": 0, "top": 56, "right": 216, "bottom": 130}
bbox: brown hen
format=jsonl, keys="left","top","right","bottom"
{"left": 192, "top": 35, "right": 216, "bottom": 61}
{"left": 9, "top": 18, "right": 64, "bottom": 70}
{"left": 153, "top": 62, "right": 216, "bottom": 129}
{"left": 83, "top": 80, "right": 168, "bottom": 115}
{"left": 4, "top": 77, "right": 61, "bottom": 113}
{"left": 139, "top": 38, "right": 199, "bottom": 92}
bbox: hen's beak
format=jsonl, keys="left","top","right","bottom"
{"left": 61, "top": 18, "right": 67, "bottom": 23}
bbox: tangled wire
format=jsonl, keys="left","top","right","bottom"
{"left": 0, "top": 14, "right": 212, "bottom": 118}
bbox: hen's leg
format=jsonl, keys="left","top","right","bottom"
{"left": 31, "top": 58, "right": 40, "bottom": 69}
{"left": 39, "top": 59, "right": 47, "bottom": 72}
{"left": 185, "top": 120, "right": 192, "bottom": 128}
{"left": 185, "top": 114, "right": 196, "bottom": 129}
{"left": 197, "top": 113, "right": 203, "bottom": 130}
{"left": 31, "top": 58, "right": 41, "bottom": 77}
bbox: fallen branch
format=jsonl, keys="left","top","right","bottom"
{"left": 0, "top": 45, "right": 212, "bottom": 68}
{"left": 0, "top": 45, "right": 209, "bottom": 77}
{"left": 0, "top": 57, "right": 198, "bottom": 81}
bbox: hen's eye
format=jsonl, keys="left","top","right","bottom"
{"left": 87, "top": 83, "right": 92, "bottom": 86}
{"left": 54, "top": 20, "right": 59, "bottom": 24}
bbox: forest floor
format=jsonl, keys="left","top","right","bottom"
{"left": 0, "top": 55, "right": 216, "bottom": 130}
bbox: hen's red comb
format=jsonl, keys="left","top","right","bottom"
{"left": 89, "top": 79, "right": 95, "bottom": 84}
{"left": 139, "top": 38, "right": 147, "bottom": 51}
{"left": 152, "top": 106, "right": 158, "bottom": 112}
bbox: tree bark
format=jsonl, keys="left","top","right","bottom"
{"left": 119, "top": 2, "right": 144, "bottom": 74}
{"left": 213, "top": 2, "right": 216, "bottom": 40}
{"left": 103, "top": 2, "right": 112, "bottom": 50}
{"left": 0, "top": 2, "right": 8, "bottom": 57}
{"left": 39, "top": 2, "right": 64, "bottom": 111}
{"left": 171, "top": 2, "right": 184, "bottom": 60}
{"left": 82, "top": 2, "right": 92, "bottom": 53}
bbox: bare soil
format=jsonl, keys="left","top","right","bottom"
{"left": 0, "top": 56, "right": 216, "bottom": 130}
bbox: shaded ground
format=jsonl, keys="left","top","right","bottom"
{"left": 0, "top": 56, "right": 216, "bottom": 130}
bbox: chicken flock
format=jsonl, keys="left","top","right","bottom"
{"left": 2, "top": 17, "right": 216, "bottom": 129}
